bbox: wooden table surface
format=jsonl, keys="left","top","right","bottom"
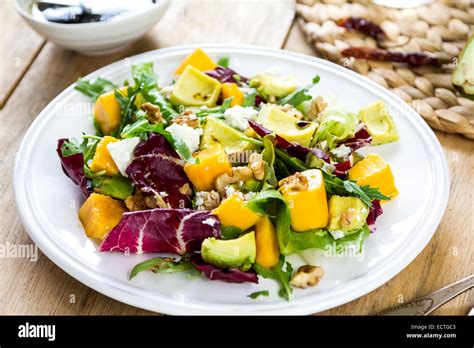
{"left": 0, "top": 0, "right": 472, "bottom": 315}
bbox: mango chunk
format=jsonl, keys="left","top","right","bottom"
{"left": 175, "top": 48, "right": 218, "bottom": 75}
{"left": 221, "top": 83, "right": 244, "bottom": 106}
{"left": 89, "top": 136, "right": 120, "bottom": 176}
{"left": 280, "top": 169, "right": 328, "bottom": 232}
{"left": 184, "top": 145, "right": 232, "bottom": 191}
{"left": 212, "top": 193, "right": 261, "bottom": 231}
{"left": 255, "top": 216, "right": 280, "bottom": 268}
{"left": 94, "top": 87, "right": 127, "bottom": 135}
{"left": 78, "top": 193, "right": 126, "bottom": 240}
{"left": 348, "top": 153, "right": 398, "bottom": 199}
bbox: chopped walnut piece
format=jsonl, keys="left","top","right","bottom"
{"left": 214, "top": 167, "right": 253, "bottom": 194}
{"left": 124, "top": 193, "right": 148, "bottom": 211}
{"left": 171, "top": 110, "right": 200, "bottom": 128}
{"left": 179, "top": 183, "right": 192, "bottom": 196}
{"left": 141, "top": 102, "right": 163, "bottom": 124}
{"left": 290, "top": 265, "right": 324, "bottom": 289}
{"left": 278, "top": 172, "right": 309, "bottom": 191}
{"left": 307, "top": 96, "right": 327, "bottom": 120}
{"left": 248, "top": 152, "right": 265, "bottom": 180}
{"left": 341, "top": 208, "right": 358, "bottom": 227}
{"left": 195, "top": 190, "right": 221, "bottom": 210}
{"left": 278, "top": 104, "right": 304, "bottom": 120}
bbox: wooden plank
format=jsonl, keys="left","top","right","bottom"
{"left": 0, "top": 0, "right": 294, "bottom": 315}
{"left": 0, "top": 0, "right": 45, "bottom": 108}
{"left": 283, "top": 23, "right": 473, "bottom": 315}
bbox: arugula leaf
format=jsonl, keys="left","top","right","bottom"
{"left": 129, "top": 257, "right": 194, "bottom": 280}
{"left": 217, "top": 56, "right": 230, "bottom": 68}
{"left": 278, "top": 75, "right": 320, "bottom": 107}
{"left": 322, "top": 171, "right": 389, "bottom": 206}
{"left": 196, "top": 97, "right": 233, "bottom": 117}
{"left": 254, "top": 256, "right": 293, "bottom": 301}
{"left": 242, "top": 89, "right": 257, "bottom": 107}
{"left": 261, "top": 135, "right": 278, "bottom": 190}
{"left": 75, "top": 77, "right": 117, "bottom": 101}
{"left": 221, "top": 225, "right": 242, "bottom": 240}
{"left": 247, "top": 290, "right": 269, "bottom": 299}
{"left": 61, "top": 136, "right": 101, "bottom": 176}
{"left": 132, "top": 62, "right": 158, "bottom": 88}
{"left": 142, "top": 88, "right": 179, "bottom": 122}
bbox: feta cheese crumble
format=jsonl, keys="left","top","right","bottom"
{"left": 202, "top": 218, "right": 216, "bottom": 226}
{"left": 223, "top": 105, "right": 258, "bottom": 131}
{"left": 106, "top": 137, "right": 141, "bottom": 177}
{"left": 329, "top": 230, "right": 346, "bottom": 240}
{"left": 331, "top": 144, "right": 352, "bottom": 159}
{"left": 165, "top": 123, "right": 203, "bottom": 153}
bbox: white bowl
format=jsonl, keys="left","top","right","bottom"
{"left": 14, "top": 0, "right": 171, "bottom": 56}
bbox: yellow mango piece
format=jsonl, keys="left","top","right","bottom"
{"left": 221, "top": 83, "right": 244, "bottom": 106}
{"left": 348, "top": 153, "right": 398, "bottom": 199}
{"left": 212, "top": 193, "right": 261, "bottom": 231}
{"left": 94, "top": 87, "right": 127, "bottom": 135}
{"left": 255, "top": 216, "right": 280, "bottom": 268}
{"left": 78, "top": 193, "right": 126, "bottom": 240}
{"left": 175, "top": 48, "right": 218, "bottom": 75}
{"left": 280, "top": 169, "right": 328, "bottom": 232}
{"left": 89, "top": 136, "right": 120, "bottom": 176}
{"left": 184, "top": 145, "right": 232, "bottom": 191}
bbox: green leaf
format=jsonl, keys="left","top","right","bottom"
{"left": 221, "top": 225, "right": 242, "bottom": 240}
{"left": 242, "top": 89, "right": 257, "bottom": 107}
{"left": 247, "top": 290, "right": 269, "bottom": 299}
{"left": 75, "top": 77, "right": 117, "bottom": 101}
{"left": 217, "top": 56, "right": 230, "bottom": 68}
{"left": 129, "top": 257, "right": 194, "bottom": 280}
{"left": 132, "top": 62, "right": 158, "bottom": 87}
{"left": 254, "top": 256, "right": 293, "bottom": 301}
{"left": 196, "top": 97, "right": 233, "bottom": 117}
{"left": 142, "top": 89, "right": 179, "bottom": 122}
{"left": 261, "top": 135, "right": 278, "bottom": 190}
{"left": 322, "top": 171, "right": 389, "bottom": 206}
{"left": 278, "top": 75, "right": 320, "bottom": 107}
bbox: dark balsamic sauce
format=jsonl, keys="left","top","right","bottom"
{"left": 33, "top": 0, "right": 158, "bottom": 24}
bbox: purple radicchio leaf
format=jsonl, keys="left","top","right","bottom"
{"left": 205, "top": 66, "right": 249, "bottom": 84}
{"left": 100, "top": 209, "right": 220, "bottom": 254}
{"left": 342, "top": 127, "right": 372, "bottom": 151}
{"left": 248, "top": 120, "right": 330, "bottom": 163}
{"left": 334, "top": 159, "right": 352, "bottom": 178}
{"left": 57, "top": 139, "right": 90, "bottom": 198}
{"left": 366, "top": 199, "right": 383, "bottom": 233}
{"left": 126, "top": 133, "right": 192, "bottom": 209}
{"left": 190, "top": 254, "right": 258, "bottom": 284}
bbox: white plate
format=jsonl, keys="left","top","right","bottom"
{"left": 14, "top": 45, "right": 449, "bottom": 315}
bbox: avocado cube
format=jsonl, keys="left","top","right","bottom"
{"left": 257, "top": 104, "right": 317, "bottom": 146}
{"left": 201, "top": 232, "right": 256, "bottom": 271}
{"left": 200, "top": 117, "right": 257, "bottom": 154}
{"left": 359, "top": 101, "right": 398, "bottom": 145}
{"left": 170, "top": 65, "right": 221, "bottom": 107}
{"left": 253, "top": 73, "right": 297, "bottom": 98}
{"left": 328, "top": 196, "right": 369, "bottom": 234}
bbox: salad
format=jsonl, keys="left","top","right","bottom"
{"left": 58, "top": 48, "right": 399, "bottom": 301}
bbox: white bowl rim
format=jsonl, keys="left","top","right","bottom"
{"left": 13, "top": 44, "right": 450, "bottom": 315}
{"left": 14, "top": 0, "right": 170, "bottom": 29}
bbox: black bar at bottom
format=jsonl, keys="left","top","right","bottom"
{"left": 0, "top": 315, "right": 472, "bottom": 346}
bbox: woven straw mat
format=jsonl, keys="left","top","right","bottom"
{"left": 296, "top": 0, "right": 474, "bottom": 139}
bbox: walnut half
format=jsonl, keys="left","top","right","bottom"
{"left": 248, "top": 152, "right": 265, "bottom": 180}
{"left": 278, "top": 172, "right": 309, "bottom": 191}
{"left": 290, "top": 265, "right": 324, "bottom": 289}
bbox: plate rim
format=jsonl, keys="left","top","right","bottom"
{"left": 13, "top": 44, "right": 450, "bottom": 315}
